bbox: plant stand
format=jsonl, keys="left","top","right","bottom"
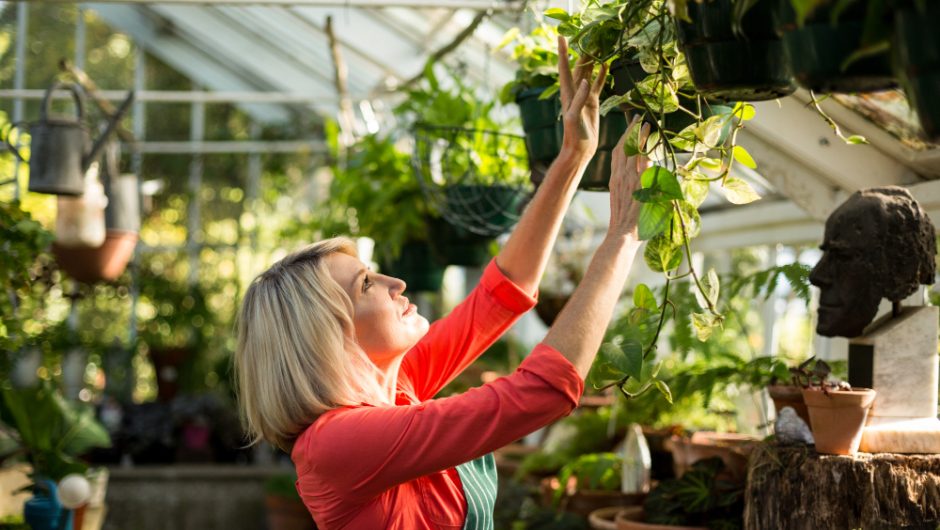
{"left": 744, "top": 444, "right": 940, "bottom": 529}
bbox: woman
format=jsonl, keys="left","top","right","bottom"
{"left": 235, "top": 37, "right": 651, "bottom": 529}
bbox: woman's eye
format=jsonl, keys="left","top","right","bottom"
{"left": 362, "top": 275, "right": 372, "bottom": 292}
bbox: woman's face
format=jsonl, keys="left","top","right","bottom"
{"left": 326, "top": 252, "right": 429, "bottom": 367}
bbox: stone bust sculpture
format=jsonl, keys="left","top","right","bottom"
{"left": 809, "top": 186, "right": 936, "bottom": 338}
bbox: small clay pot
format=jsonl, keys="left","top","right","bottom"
{"left": 52, "top": 229, "right": 138, "bottom": 284}
{"left": 767, "top": 384, "right": 810, "bottom": 425}
{"left": 802, "top": 386, "right": 876, "bottom": 455}
{"left": 588, "top": 506, "right": 621, "bottom": 530}
{"left": 614, "top": 506, "right": 708, "bottom": 530}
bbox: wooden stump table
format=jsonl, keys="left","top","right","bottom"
{"left": 744, "top": 444, "right": 940, "bottom": 530}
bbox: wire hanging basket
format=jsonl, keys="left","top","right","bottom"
{"left": 412, "top": 124, "right": 533, "bottom": 238}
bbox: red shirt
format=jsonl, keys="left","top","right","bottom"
{"left": 291, "top": 260, "right": 584, "bottom": 529}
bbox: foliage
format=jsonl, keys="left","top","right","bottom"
{"left": 512, "top": 501, "right": 589, "bottom": 530}
{"left": 644, "top": 457, "right": 744, "bottom": 529}
{"left": 396, "top": 62, "right": 528, "bottom": 187}
{"left": 789, "top": 356, "right": 851, "bottom": 392}
{"left": 0, "top": 200, "right": 55, "bottom": 358}
{"left": 312, "top": 126, "right": 432, "bottom": 260}
{"left": 554, "top": 452, "right": 621, "bottom": 504}
{"left": 496, "top": 23, "right": 567, "bottom": 104}
{"left": 0, "top": 381, "right": 111, "bottom": 483}
{"left": 516, "top": 408, "right": 616, "bottom": 479}
{"left": 264, "top": 470, "right": 301, "bottom": 500}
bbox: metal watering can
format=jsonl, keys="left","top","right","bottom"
{"left": 5, "top": 82, "right": 134, "bottom": 196}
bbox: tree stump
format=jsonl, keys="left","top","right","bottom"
{"left": 745, "top": 444, "right": 940, "bottom": 530}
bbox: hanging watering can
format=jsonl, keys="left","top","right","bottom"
{"left": 4, "top": 82, "right": 134, "bottom": 196}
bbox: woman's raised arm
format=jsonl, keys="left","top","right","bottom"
{"left": 495, "top": 37, "right": 608, "bottom": 294}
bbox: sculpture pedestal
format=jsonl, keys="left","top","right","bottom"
{"left": 848, "top": 306, "right": 940, "bottom": 453}
{"left": 744, "top": 444, "right": 940, "bottom": 530}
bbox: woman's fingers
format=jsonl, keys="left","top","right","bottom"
{"left": 590, "top": 62, "right": 609, "bottom": 101}
{"left": 567, "top": 80, "right": 590, "bottom": 118}
{"left": 558, "top": 36, "right": 573, "bottom": 106}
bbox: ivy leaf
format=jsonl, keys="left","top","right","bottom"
{"left": 670, "top": 125, "right": 698, "bottom": 152}
{"left": 698, "top": 157, "right": 722, "bottom": 171}
{"left": 732, "top": 101, "right": 756, "bottom": 121}
{"left": 679, "top": 175, "right": 709, "bottom": 208}
{"left": 691, "top": 312, "right": 720, "bottom": 342}
{"left": 638, "top": 202, "right": 672, "bottom": 240}
{"left": 721, "top": 177, "right": 761, "bottom": 205}
{"left": 622, "top": 338, "right": 644, "bottom": 380}
{"left": 845, "top": 134, "right": 868, "bottom": 145}
{"left": 732, "top": 145, "right": 757, "bottom": 169}
{"left": 544, "top": 7, "right": 570, "bottom": 21}
{"left": 641, "top": 166, "right": 683, "bottom": 202}
{"left": 694, "top": 268, "right": 720, "bottom": 310}
{"left": 654, "top": 380, "right": 674, "bottom": 404}
{"left": 673, "top": 200, "right": 701, "bottom": 245}
{"left": 644, "top": 232, "right": 683, "bottom": 272}
{"left": 622, "top": 118, "right": 644, "bottom": 156}
{"left": 494, "top": 27, "right": 520, "bottom": 51}
{"left": 636, "top": 76, "right": 680, "bottom": 114}
{"left": 696, "top": 115, "right": 727, "bottom": 148}
{"left": 588, "top": 343, "right": 626, "bottom": 388}
{"left": 633, "top": 283, "right": 658, "bottom": 311}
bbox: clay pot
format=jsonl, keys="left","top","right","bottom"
{"left": 802, "top": 386, "right": 876, "bottom": 455}
{"left": 767, "top": 384, "right": 810, "bottom": 425}
{"left": 665, "top": 432, "right": 758, "bottom": 483}
{"left": 52, "top": 229, "right": 137, "bottom": 283}
{"left": 540, "top": 477, "right": 645, "bottom": 518}
{"left": 614, "top": 507, "right": 708, "bottom": 530}
{"left": 588, "top": 506, "right": 622, "bottom": 530}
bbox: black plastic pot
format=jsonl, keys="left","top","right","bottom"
{"left": 893, "top": 2, "right": 940, "bottom": 141}
{"left": 609, "top": 58, "right": 648, "bottom": 97}
{"left": 516, "top": 87, "right": 563, "bottom": 164}
{"left": 776, "top": 0, "right": 896, "bottom": 93}
{"left": 427, "top": 219, "right": 493, "bottom": 267}
{"left": 677, "top": 0, "right": 796, "bottom": 101}
{"left": 580, "top": 111, "right": 629, "bottom": 191}
{"left": 378, "top": 240, "right": 446, "bottom": 293}
{"left": 442, "top": 184, "right": 528, "bottom": 238}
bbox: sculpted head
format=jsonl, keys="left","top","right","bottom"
{"left": 809, "top": 186, "right": 936, "bottom": 338}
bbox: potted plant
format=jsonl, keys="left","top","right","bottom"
{"left": 136, "top": 264, "right": 217, "bottom": 402}
{"left": 264, "top": 470, "right": 315, "bottom": 530}
{"left": 545, "top": 453, "right": 644, "bottom": 518}
{"left": 311, "top": 128, "right": 445, "bottom": 291}
{"left": 775, "top": 0, "right": 896, "bottom": 93}
{"left": 0, "top": 382, "right": 111, "bottom": 530}
{"left": 398, "top": 63, "right": 531, "bottom": 265}
{"left": 498, "top": 21, "right": 627, "bottom": 191}
{"left": 892, "top": 0, "right": 940, "bottom": 141}
{"left": 615, "top": 457, "right": 743, "bottom": 530}
{"left": 790, "top": 356, "right": 876, "bottom": 455}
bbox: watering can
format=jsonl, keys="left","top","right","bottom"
{"left": 23, "top": 479, "right": 74, "bottom": 530}
{"left": 5, "top": 82, "right": 134, "bottom": 196}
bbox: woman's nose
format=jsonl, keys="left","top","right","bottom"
{"left": 385, "top": 275, "right": 406, "bottom": 296}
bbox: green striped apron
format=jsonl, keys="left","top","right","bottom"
{"left": 455, "top": 453, "right": 498, "bottom": 530}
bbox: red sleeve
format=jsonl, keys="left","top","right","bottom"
{"left": 293, "top": 344, "right": 583, "bottom": 502}
{"left": 400, "top": 259, "right": 537, "bottom": 401}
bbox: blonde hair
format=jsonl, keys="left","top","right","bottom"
{"left": 234, "top": 237, "right": 389, "bottom": 452}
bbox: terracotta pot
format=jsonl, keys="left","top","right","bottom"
{"left": 665, "top": 432, "right": 758, "bottom": 483}
{"left": 52, "top": 229, "right": 137, "bottom": 283}
{"left": 589, "top": 506, "right": 622, "bottom": 530}
{"left": 541, "top": 477, "right": 645, "bottom": 518}
{"left": 767, "top": 384, "right": 810, "bottom": 425}
{"left": 802, "top": 386, "right": 876, "bottom": 455}
{"left": 614, "top": 507, "right": 708, "bottom": 530}
{"left": 264, "top": 495, "right": 316, "bottom": 530}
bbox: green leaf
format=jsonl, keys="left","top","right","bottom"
{"left": 633, "top": 283, "right": 658, "bottom": 311}
{"left": 721, "top": 177, "right": 761, "bottom": 205}
{"left": 679, "top": 176, "right": 709, "bottom": 208}
{"left": 638, "top": 201, "right": 672, "bottom": 240}
{"left": 695, "top": 115, "right": 727, "bottom": 148}
{"left": 691, "top": 312, "right": 720, "bottom": 342}
{"left": 654, "top": 380, "right": 674, "bottom": 404}
{"left": 600, "top": 94, "right": 631, "bottom": 116}
{"left": 622, "top": 118, "right": 643, "bottom": 156}
{"left": 694, "top": 268, "right": 719, "bottom": 310}
{"left": 641, "top": 166, "right": 683, "bottom": 202}
{"left": 845, "top": 134, "right": 868, "bottom": 145}
{"left": 732, "top": 101, "right": 756, "bottom": 121}
{"left": 697, "top": 157, "right": 722, "bottom": 171}
{"left": 673, "top": 200, "right": 701, "bottom": 244}
{"left": 544, "top": 7, "right": 569, "bottom": 21}
{"left": 644, "top": 232, "right": 683, "bottom": 272}
{"left": 495, "top": 27, "right": 520, "bottom": 51}
{"left": 732, "top": 145, "right": 757, "bottom": 169}
{"left": 622, "top": 339, "right": 644, "bottom": 380}
{"left": 636, "top": 76, "right": 680, "bottom": 114}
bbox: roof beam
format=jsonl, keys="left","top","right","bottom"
{"left": 748, "top": 95, "right": 920, "bottom": 192}
{"left": 78, "top": 0, "right": 524, "bottom": 9}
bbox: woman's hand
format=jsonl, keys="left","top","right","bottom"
{"left": 608, "top": 116, "right": 650, "bottom": 240}
{"left": 558, "top": 36, "right": 608, "bottom": 163}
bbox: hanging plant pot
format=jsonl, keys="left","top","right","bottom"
{"left": 776, "top": 1, "right": 895, "bottom": 93}
{"left": 893, "top": 2, "right": 940, "bottom": 141}
{"left": 802, "top": 386, "right": 876, "bottom": 455}
{"left": 677, "top": 0, "right": 796, "bottom": 101}
{"left": 378, "top": 240, "right": 446, "bottom": 293}
{"left": 101, "top": 139, "right": 140, "bottom": 233}
{"left": 609, "top": 58, "right": 648, "bottom": 97}
{"left": 442, "top": 184, "right": 529, "bottom": 238}
{"left": 517, "top": 87, "right": 563, "bottom": 166}
{"left": 427, "top": 219, "right": 493, "bottom": 267}
{"left": 52, "top": 230, "right": 138, "bottom": 284}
